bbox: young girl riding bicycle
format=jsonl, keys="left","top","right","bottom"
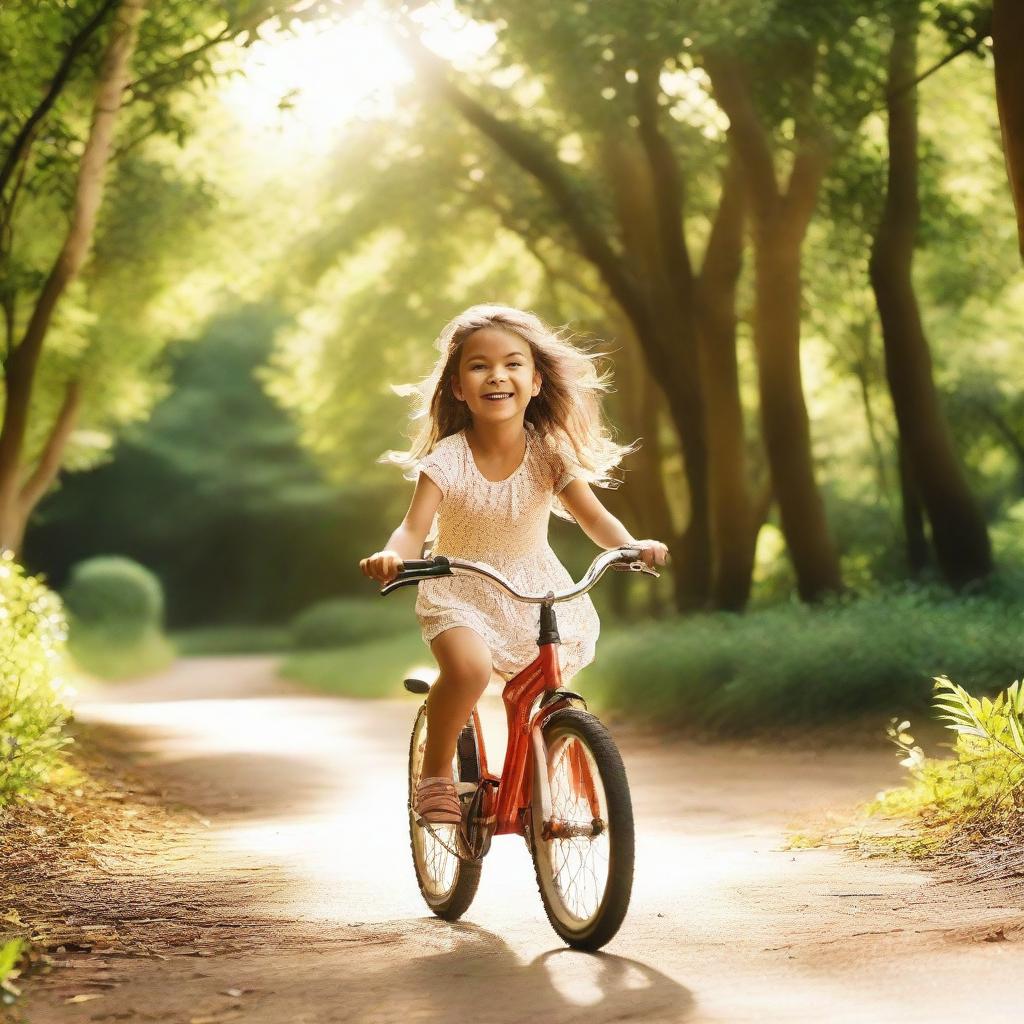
{"left": 359, "top": 305, "right": 668, "bottom": 826}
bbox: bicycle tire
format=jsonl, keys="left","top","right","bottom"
{"left": 529, "top": 708, "right": 634, "bottom": 950}
{"left": 408, "top": 704, "right": 482, "bottom": 920}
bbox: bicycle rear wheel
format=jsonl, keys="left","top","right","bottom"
{"left": 529, "top": 708, "right": 634, "bottom": 950}
{"left": 408, "top": 704, "right": 481, "bottom": 920}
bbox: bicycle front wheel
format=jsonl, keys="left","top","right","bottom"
{"left": 529, "top": 708, "right": 634, "bottom": 950}
{"left": 408, "top": 704, "right": 481, "bottom": 920}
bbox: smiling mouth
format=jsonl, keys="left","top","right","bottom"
{"left": 483, "top": 393, "right": 514, "bottom": 400}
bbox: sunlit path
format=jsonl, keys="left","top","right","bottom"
{"left": 23, "top": 658, "right": 1024, "bottom": 1024}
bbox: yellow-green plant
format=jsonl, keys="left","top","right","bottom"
{"left": 0, "top": 937, "right": 26, "bottom": 1003}
{"left": 0, "top": 552, "right": 72, "bottom": 803}
{"left": 877, "top": 676, "right": 1024, "bottom": 840}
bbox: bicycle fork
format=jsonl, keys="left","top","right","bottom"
{"left": 530, "top": 709, "right": 605, "bottom": 841}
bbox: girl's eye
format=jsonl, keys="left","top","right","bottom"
{"left": 508, "top": 362, "right": 522, "bottom": 368}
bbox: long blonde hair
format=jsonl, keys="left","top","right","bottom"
{"left": 385, "top": 304, "right": 634, "bottom": 517}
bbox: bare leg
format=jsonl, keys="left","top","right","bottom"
{"left": 421, "top": 627, "right": 492, "bottom": 780}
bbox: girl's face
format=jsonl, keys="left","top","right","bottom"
{"left": 452, "top": 327, "right": 542, "bottom": 426}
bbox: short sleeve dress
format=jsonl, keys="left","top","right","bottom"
{"left": 415, "top": 425, "right": 600, "bottom": 682}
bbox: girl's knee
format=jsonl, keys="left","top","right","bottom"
{"left": 432, "top": 628, "right": 492, "bottom": 688}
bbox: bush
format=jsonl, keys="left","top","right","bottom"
{"left": 585, "top": 586, "right": 1024, "bottom": 735}
{"left": 62, "top": 556, "right": 163, "bottom": 641}
{"left": 289, "top": 597, "right": 413, "bottom": 650}
{"left": 62, "top": 556, "right": 173, "bottom": 680}
{"left": 864, "top": 677, "right": 1024, "bottom": 860}
{"left": 0, "top": 553, "right": 72, "bottom": 803}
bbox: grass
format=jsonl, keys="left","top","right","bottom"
{"left": 172, "top": 625, "right": 292, "bottom": 656}
{"left": 67, "top": 626, "right": 175, "bottom": 681}
{"left": 277, "top": 629, "right": 432, "bottom": 699}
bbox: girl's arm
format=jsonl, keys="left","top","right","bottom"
{"left": 560, "top": 479, "right": 669, "bottom": 567}
{"left": 359, "top": 475, "right": 442, "bottom": 583}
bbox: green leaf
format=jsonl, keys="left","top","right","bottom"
{"left": 0, "top": 937, "right": 25, "bottom": 983}
{"left": 1008, "top": 712, "right": 1024, "bottom": 755}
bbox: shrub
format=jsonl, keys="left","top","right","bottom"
{"left": 289, "top": 597, "right": 413, "bottom": 650}
{"left": 867, "top": 677, "right": 1024, "bottom": 858}
{"left": 61, "top": 557, "right": 173, "bottom": 680}
{"left": 62, "top": 556, "right": 163, "bottom": 641}
{"left": 585, "top": 587, "right": 1024, "bottom": 735}
{"left": 0, "top": 553, "right": 72, "bottom": 803}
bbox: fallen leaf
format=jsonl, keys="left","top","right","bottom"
{"left": 222, "top": 988, "right": 243, "bottom": 997}
{"left": 65, "top": 994, "right": 104, "bottom": 1004}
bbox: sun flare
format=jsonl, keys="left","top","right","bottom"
{"left": 217, "top": 3, "right": 496, "bottom": 154}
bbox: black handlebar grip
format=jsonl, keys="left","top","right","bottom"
{"left": 379, "top": 555, "right": 452, "bottom": 597}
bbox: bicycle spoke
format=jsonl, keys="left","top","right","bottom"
{"left": 411, "top": 723, "right": 460, "bottom": 897}
{"left": 543, "top": 736, "right": 610, "bottom": 923}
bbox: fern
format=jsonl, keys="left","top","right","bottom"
{"left": 932, "top": 675, "right": 1024, "bottom": 762}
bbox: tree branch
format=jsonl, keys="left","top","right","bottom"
{"left": 0, "top": 0, "right": 120, "bottom": 202}
{"left": 782, "top": 137, "right": 828, "bottom": 238}
{"left": 634, "top": 68, "right": 693, "bottom": 286}
{"left": 887, "top": 8, "right": 992, "bottom": 100}
{"left": 18, "top": 380, "right": 83, "bottom": 513}
{"left": 396, "top": 29, "right": 649, "bottom": 334}
{"left": 703, "top": 53, "right": 779, "bottom": 222}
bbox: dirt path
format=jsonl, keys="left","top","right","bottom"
{"left": 15, "top": 657, "right": 1024, "bottom": 1024}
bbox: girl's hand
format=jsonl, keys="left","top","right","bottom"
{"left": 631, "top": 539, "right": 669, "bottom": 569}
{"left": 360, "top": 549, "right": 404, "bottom": 584}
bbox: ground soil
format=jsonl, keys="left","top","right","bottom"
{"left": 5, "top": 656, "right": 1024, "bottom": 1024}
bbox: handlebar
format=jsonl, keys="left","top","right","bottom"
{"left": 379, "top": 546, "right": 660, "bottom": 603}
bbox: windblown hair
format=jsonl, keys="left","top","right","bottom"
{"left": 384, "top": 304, "right": 634, "bottom": 518}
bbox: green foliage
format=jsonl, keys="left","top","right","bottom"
{"left": 279, "top": 631, "right": 429, "bottom": 700}
{"left": 0, "top": 936, "right": 27, "bottom": 1000}
{"left": 172, "top": 626, "right": 292, "bottom": 656}
{"left": 0, "top": 554, "right": 72, "bottom": 804}
{"left": 61, "top": 556, "right": 163, "bottom": 639}
{"left": 584, "top": 586, "right": 1024, "bottom": 735}
{"left": 60, "top": 556, "right": 173, "bottom": 680}
{"left": 871, "top": 675, "right": 1024, "bottom": 848}
{"left": 28, "top": 305, "right": 379, "bottom": 626}
{"left": 289, "top": 597, "right": 413, "bottom": 650}
{"left": 67, "top": 627, "right": 175, "bottom": 682}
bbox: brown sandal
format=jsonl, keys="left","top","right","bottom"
{"left": 414, "top": 777, "right": 462, "bottom": 825}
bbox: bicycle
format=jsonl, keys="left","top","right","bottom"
{"left": 379, "top": 545, "right": 659, "bottom": 951}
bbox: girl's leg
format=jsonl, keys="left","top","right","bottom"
{"left": 421, "top": 626, "right": 492, "bottom": 780}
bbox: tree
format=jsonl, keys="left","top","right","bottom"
{"left": 0, "top": 0, "right": 336, "bottom": 554}
{"left": 382, "top": 2, "right": 778, "bottom": 609}
{"left": 869, "top": 0, "right": 992, "bottom": 587}
{"left": 0, "top": 0, "right": 147, "bottom": 553}
{"left": 992, "top": 0, "right": 1024, "bottom": 258}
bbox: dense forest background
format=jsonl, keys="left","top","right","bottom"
{"left": 3, "top": 0, "right": 1023, "bottom": 634}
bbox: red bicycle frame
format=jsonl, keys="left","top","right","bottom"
{"left": 471, "top": 638, "right": 599, "bottom": 837}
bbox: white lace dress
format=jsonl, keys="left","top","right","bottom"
{"left": 415, "top": 425, "right": 600, "bottom": 682}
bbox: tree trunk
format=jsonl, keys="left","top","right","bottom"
{"left": 697, "top": 148, "right": 753, "bottom": 610}
{"left": 601, "top": 132, "right": 711, "bottom": 609}
{"left": 993, "top": 0, "right": 1024, "bottom": 260}
{"left": 752, "top": 219, "right": 842, "bottom": 600}
{"left": 706, "top": 54, "right": 842, "bottom": 602}
{"left": 0, "top": 0, "right": 145, "bottom": 554}
{"left": 897, "top": 437, "right": 929, "bottom": 575}
{"left": 869, "top": 3, "right": 992, "bottom": 588}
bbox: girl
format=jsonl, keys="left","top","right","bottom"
{"left": 359, "top": 305, "right": 668, "bottom": 824}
